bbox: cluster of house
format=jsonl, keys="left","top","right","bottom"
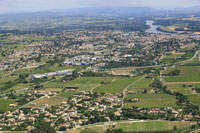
{"left": 32, "top": 69, "right": 74, "bottom": 79}
{"left": 0, "top": 91, "right": 122, "bottom": 131}
{"left": 1, "top": 30, "right": 198, "bottom": 72}
{"left": 0, "top": 88, "right": 199, "bottom": 131}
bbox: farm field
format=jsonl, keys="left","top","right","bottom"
{"left": 66, "top": 84, "right": 100, "bottom": 92}
{"left": 0, "top": 99, "right": 16, "bottom": 112}
{"left": 57, "top": 91, "right": 74, "bottom": 98}
{"left": 167, "top": 84, "right": 196, "bottom": 95}
{"left": 74, "top": 120, "right": 193, "bottom": 133}
{"left": 37, "top": 88, "right": 63, "bottom": 93}
{"left": 43, "top": 81, "right": 67, "bottom": 88}
{"left": 25, "top": 96, "right": 66, "bottom": 108}
{"left": 108, "top": 67, "right": 135, "bottom": 75}
{"left": 68, "top": 77, "right": 114, "bottom": 84}
{"left": 43, "top": 77, "right": 114, "bottom": 90}
{"left": 164, "top": 66, "right": 200, "bottom": 82}
{"left": 93, "top": 77, "right": 141, "bottom": 93}
{"left": 187, "top": 94, "right": 200, "bottom": 107}
{"left": 0, "top": 71, "right": 7, "bottom": 76}
{"left": 127, "top": 77, "right": 153, "bottom": 93}
{"left": 32, "top": 64, "right": 77, "bottom": 74}
{"left": 124, "top": 94, "right": 178, "bottom": 108}
{"left": 161, "top": 52, "right": 185, "bottom": 64}
{"left": 2, "top": 83, "right": 32, "bottom": 94}
{"left": 0, "top": 76, "right": 18, "bottom": 84}
{"left": 115, "top": 121, "right": 191, "bottom": 132}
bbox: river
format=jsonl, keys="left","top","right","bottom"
{"left": 145, "top": 20, "right": 168, "bottom": 34}
{"left": 145, "top": 20, "right": 200, "bottom": 38}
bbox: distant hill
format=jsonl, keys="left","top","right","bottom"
{"left": 0, "top": 7, "right": 156, "bottom": 21}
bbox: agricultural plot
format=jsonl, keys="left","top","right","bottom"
{"left": 76, "top": 120, "right": 192, "bottom": 133}
{"left": 32, "top": 64, "right": 77, "bottom": 74}
{"left": 109, "top": 67, "right": 135, "bottom": 76}
{"left": 124, "top": 94, "right": 178, "bottom": 108}
{"left": 161, "top": 52, "right": 185, "bottom": 64}
{"left": 167, "top": 84, "right": 196, "bottom": 95}
{"left": 57, "top": 91, "right": 74, "bottom": 98}
{"left": 12, "top": 68, "right": 34, "bottom": 75}
{"left": 43, "top": 81, "right": 67, "bottom": 88}
{"left": 25, "top": 96, "right": 66, "bottom": 108}
{"left": 164, "top": 66, "right": 200, "bottom": 82}
{"left": 127, "top": 78, "right": 153, "bottom": 93}
{"left": 0, "top": 76, "right": 18, "bottom": 84}
{"left": 37, "top": 88, "right": 63, "bottom": 93}
{"left": 0, "top": 76, "right": 18, "bottom": 90}
{"left": 66, "top": 84, "right": 100, "bottom": 92}
{"left": 68, "top": 77, "right": 114, "bottom": 84}
{"left": 93, "top": 77, "right": 141, "bottom": 93}
{"left": 0, "top": 71, "right": 7, "bottom": 76}
{"left": 2, "top": 83, "right": 32, "bottom": 94}
{"left": 187, "top": 94, "right": 200, "bottom": 107}
{"left": 115, "top": 121, "right": 192, "bottom": 132}
{"left": 0, "top": 99, "right": 16, "bottom": 112}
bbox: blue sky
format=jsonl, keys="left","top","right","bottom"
{"left": 0, "top": 0, "right": 200, "bottom": 14}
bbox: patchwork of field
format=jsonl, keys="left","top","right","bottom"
{"left": 74, "top": 120, "right": 193, "bottom": 133}
{"left": 25, "top": 96, "right": 66, "bottom": 108}
{"left": 93, "top": 77, "right": 142, "bottom": 93}
{"left": 124, "top": 94, "right": 178, "bottom": 108}
{"left": 127, "top": 78, "right": 153, "bottom": 93}
{"left": 164, "top": 66, "right": 200, "bottom": 82}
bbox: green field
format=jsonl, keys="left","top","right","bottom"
{"left": 77, "top": 120, "right": 192, "bottom": 133}
{"left": 68, "top": 77, "right": 114, "bottom": 84}
{"left": 25, "top": 96, "right": 66, "bottom": 108}
{"left": 43, "top": 81, "right": 67, "bottom": 88}
{"left": 0, "top": 76, "right": 18, "bottom": 84}
{"left": 12, "top": 68, "right": 34, "bottom": 75}
{"left": 164, "top": 66, "right": 200, "bottom": 82}
{"left": 93, "top": 77, "right": 141, "bottom": 93}
{"left": 161, "top": 53, "right": 185, "bottom": 64}
{"left": 66, "top": 84, "right": 100, "bottom": 92}
{"left": 128, "top": 78, "right": 153, "bottom": 93}
{"left": 57, "top": 91, "right": 74, "bottom": 98}
{"left": 125, "top": 94, "right": 178, "bottom": 108}
{"left": 2, "top": 83, "right": 32, "bottom": 94}
{"left": 187, "top": 94, "right": 200, "bottom": 107}
{"left": 0, "top": 99, "right": 16, "bottom": 112}
{"left": 116, "top": 121, "right": 191, "bottom": 132}
{"left": 0, "top": 71, "right": 7, "bottom": 76}
{"left": 32, "top": 64, "right": 77, "bottom": 74}
{"left": 167, "top": 84, "right": 196, "bottom": 95}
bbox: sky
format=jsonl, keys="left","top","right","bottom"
{"left": 0, "top": 0, "right": 200, "bottom": 14}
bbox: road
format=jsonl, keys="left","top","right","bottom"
{"left": 120, "top": 75, "right": 147, "bottom": 109}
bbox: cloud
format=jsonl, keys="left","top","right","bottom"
{"left": 0, "top": 0, "right": 200, "bottom": 13}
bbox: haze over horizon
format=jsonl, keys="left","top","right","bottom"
{"left": 0, "top": 0, "right": 200, "bottom": 14}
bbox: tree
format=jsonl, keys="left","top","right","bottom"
{"left": 173, "top": 125, "right": 177, "bottom": 130}
{"left": 32, "top": 122, "right": 55, "bottom": 133}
